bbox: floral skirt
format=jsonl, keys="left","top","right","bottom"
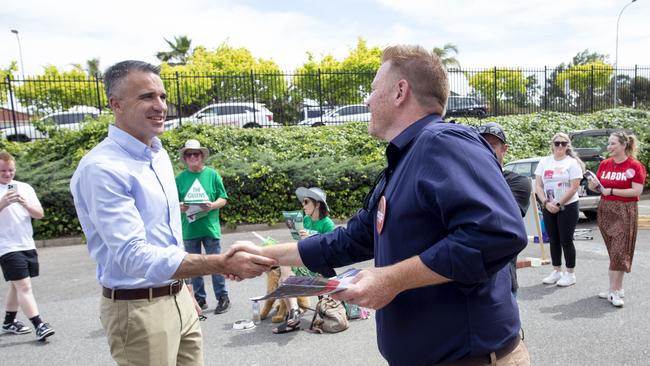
{"left": 597, "top": 200, "right": 638, "bottom": 272}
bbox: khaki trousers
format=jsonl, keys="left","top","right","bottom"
{"left": 100, "top": 284, "right": 203, "bottom": 366}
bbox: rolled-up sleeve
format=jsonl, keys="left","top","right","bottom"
{"left": 298, "top": 208, "right": 375, "bottom": 277}
{"left": 416, "top": 131, "right": 527, "bottom": 285}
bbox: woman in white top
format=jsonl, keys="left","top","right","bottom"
{"left": 534, "top": 133, "right": 584, "bottom": 287}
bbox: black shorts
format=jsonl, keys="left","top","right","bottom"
{"left": 0, "top": 250, "right": 39, "bottom": 281}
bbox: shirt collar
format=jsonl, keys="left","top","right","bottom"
{"left": 386, "top": 114, "right": 442, "bottom": 165}
{"left": 108, "top": 125, "right": 161, "bottom": 160}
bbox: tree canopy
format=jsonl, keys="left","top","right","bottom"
{"left": 156, "top": 35, "right": 193, "bottom": 65}
{"left": 160, "top": 43, "right": 284, "bottom": 115}
{"left": 292, "top": 38, "right": 381, "bottom": 107}
{"left": 433, "top": 43, "right": 461, "bottom": 69}
{"left": 13, "top": 65, "right": 106, "bottom": 114}
{"left": 0, "top": 62, "right": 18, "bottom": 104}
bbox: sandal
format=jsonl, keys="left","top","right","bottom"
{"left": 273, "top": 309, "right": 301, "bottom": 334}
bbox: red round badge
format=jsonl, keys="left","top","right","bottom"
{"left": 376, "top": 196, "right": 387, "bottom": 234}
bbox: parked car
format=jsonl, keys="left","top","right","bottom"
{"left": 297, "top": 104, "right": 370, "bottom": 126}
{"left": 445, "top": 96, "right": 488, "bottom": 118}
{"left": 164, "top": 102, "right": 278, "bottom": 130}
{"left": 297, "top": 105, "right": 334, "bottom": 125}
{"left": 503, "top": 128, "right": 634, "bottom": 220}
{"left": 0, "top": 109, "right": 101, "bottom": 142}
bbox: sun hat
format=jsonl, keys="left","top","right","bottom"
{"left": 179, "top": 139, "right": 209, "bottom": 159}
{"left": 295, "top": 187, "right": 329, "bottom": 212}
{"left": 476, "top": 122, "right": 507, "bottom": 144}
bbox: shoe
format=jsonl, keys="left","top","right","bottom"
{"left": 272, "top": 309, "right": 301, "bottom": 334}
{"left": 556, "top": 272, "right": 576, "bottom": 287}
{"left": 2, "top": 320, "right": 31, "bottom": 335}
{"left": 197, "top": 299, "right": 208, "bottom": 311}
{"left": 609, "top": 292, "right": 624, "bottom": 307}
{"left": 542, "top": 270, "right": 563, "bottom": 285}
{"left": 598, "top": 289, "right": 624, "bottom": 299}
{"left": 35, "top": 323, "right": 55, "bottom": 341}
{"left": 214, "top": 297, "right": 231, "bottom": 314}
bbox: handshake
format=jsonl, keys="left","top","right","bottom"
{"left": 220, "top": 240, "right": 282, "bottom": 281}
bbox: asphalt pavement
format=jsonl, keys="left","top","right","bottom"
{"left": 1, "top": 199, "right": 649, "bottom": 365}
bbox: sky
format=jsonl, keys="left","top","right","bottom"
{"left": 1, "top": 0, "right": 648, "bottom": 77}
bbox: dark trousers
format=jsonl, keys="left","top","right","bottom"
{"left": 542, "top": 201, "right": 579, "bottom": 268}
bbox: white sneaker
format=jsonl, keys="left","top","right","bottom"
{"left": 609, "top": 292, "right": 624, "bottom": 307}
{"left": 598, "top": 289, "right": 624, "bottom": 299}
{"left": 556, "top": 272, "right": 576, "bottom": 287}
{"left": 542, "top": 270, "right": 563, "bottom": 285}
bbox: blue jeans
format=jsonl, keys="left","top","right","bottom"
{"left": 183, "top": 237, "right": 228, "bottom": 301}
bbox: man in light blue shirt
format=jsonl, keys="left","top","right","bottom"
{"left": 70, "top": 60, "right": 275, "bottom": 366}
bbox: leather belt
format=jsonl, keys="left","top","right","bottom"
{"left": 434, "top": 334, "right": 521, "bottom": 366}
{"left": 102, "top": 281, "right": 183, "bottom": 301}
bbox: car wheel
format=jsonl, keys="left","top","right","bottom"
{"left": 243, "top": 123, "right": 261, "bottom": 128}
{"left": 311, "top": 122, "right": 325, "bottom": 127}
{"left": 584, "top": 211, "right": 598, "bottom": 221}
{"left": 7, "top": 135, "right": 32, "bottom": 143}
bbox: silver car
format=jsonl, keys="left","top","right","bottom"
{"left": 165, "top": 102, "right": 278, "bottom": 130}
{"left": 297, "top": 104, "right": 370, "bottom": 126}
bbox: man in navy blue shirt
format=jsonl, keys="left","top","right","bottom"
{"left": 230, "top": 45, "right": 529, "bottom": 365}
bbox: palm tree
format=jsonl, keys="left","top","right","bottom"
{"left": 156, "top": 35, "right": 193, "bottom": 65}
{"left": 86, "top": 58, "right": 101, "bottom": 77}
{"left": 433, "top": 43, "right": 461, "bottom": 70}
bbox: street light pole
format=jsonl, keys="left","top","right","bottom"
{"left": 10, "top": 29, "right": 25, "bottom": 80}
{"left": 614, "top": 0, "right": 637, "bottom": 107}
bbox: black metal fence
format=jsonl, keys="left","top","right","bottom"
{"left": 1, "top": 65, "right": 649, "bottom": 141}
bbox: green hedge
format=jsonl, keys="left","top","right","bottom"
{"left": 1, "top": 108, "right": 648, "bottom": 239}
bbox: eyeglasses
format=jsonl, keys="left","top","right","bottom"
{"left": 475, "top": 125, "right": 506, "bottom": 143}
{"left": 302, "top": 199, "right": 311, "bottom": 205}
{"left": 553, "top": 141, "right": 568, "bottom": 147}
{"left": 184, "top": 152, "right": 202, "bottom": 158}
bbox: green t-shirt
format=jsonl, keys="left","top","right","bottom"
{"left": 175, "top": 167, "right": 228, "bottom": 240}
{"left": 303, "top": 215, "right": 336, "bottom": 234}
{"left": 292, "top": 215, "right": 335, "bottom": 277}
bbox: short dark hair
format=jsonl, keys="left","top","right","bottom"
{"left": 103, "top": 60, "right": 160, "bottom": 99}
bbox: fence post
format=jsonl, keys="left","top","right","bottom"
{"left": 175, "top": 72, "right": 182, "bottom": 126}
{"left": 249, "top": 70, "right": 257, "bottom": 124}
{"left": 493, "top": 67, "right": 498, "bottom": 116}
{"left": 590, "top": 65, "right": 594, "bottom": 112}
{"left": 6, "top": 75, "right": 19, "bottom": 138}
{"left": 543, "top": 66, "right": 548, "bottom": 111}
{"left": 633, "top": 65, "right": 638, "bottom": 108}
{"left": 94, "top": 73, "right": 103, "bottom": 113}
{"left": 317, "top": 69, "right": 324, "bottom": 124}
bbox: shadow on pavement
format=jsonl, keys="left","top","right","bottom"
{"left": 537, "top": 296, "right": 618, "bottom": 320}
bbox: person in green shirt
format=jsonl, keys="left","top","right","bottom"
{"left": 274, "top": 187, "right": 335, "bottom": 334}
{"left": 176, "top": 140, "right": 231, "bottom": 314}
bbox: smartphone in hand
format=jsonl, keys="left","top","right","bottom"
{"left": 7, "top": 183, "right": 17, "bottom": 193}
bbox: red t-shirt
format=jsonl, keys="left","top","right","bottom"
{"left": 597, "top": 158, "right": 646, "bottom": 202}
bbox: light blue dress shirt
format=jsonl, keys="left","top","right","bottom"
{"left": 70, "top": 125, "right": 186, "bottom": 289}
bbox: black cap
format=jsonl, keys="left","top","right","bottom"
{"left": 477, "top": 122, "right": 506, "bottom": 144}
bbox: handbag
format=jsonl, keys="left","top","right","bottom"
{"left": 308, "top": 296, "right": 349, "bottom": 333}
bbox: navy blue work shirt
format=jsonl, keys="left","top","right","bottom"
{"left": 299, "top": 114, "right": 527, "bottom": 365}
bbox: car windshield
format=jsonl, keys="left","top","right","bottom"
{"left": 571, "top": 135, "right": 609, "bottom": 150}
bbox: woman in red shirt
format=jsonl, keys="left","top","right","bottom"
{"left": 589, "top": 132, "right": 646, "bottom": 307}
